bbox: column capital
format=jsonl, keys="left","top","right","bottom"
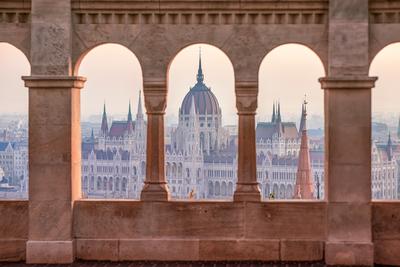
{"left": 319, "top": 76, "right": 378, "bottom": 90}
{"left": 22, "top": 76, "right": 86, "bottom": 89}
{"left": 143, "top": 80, "right": 167, "bottom": 115}
{"left": 236, "top": 81, "right": 258, "bottom": 115}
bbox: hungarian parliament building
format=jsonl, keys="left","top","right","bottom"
{"left": 78, "top": 54, "right": 397, "bottom": 200}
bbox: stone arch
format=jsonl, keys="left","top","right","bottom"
{"left": 103, "top": 177, "right": 107, "bottom": 191}
{"left": 97, "top": 176, "right": 102, "bottom": 190}
{"left": 228, "top": 182, "right": 234, "bottom": 195}
{"left": 279, "top": 184, "right": 286, "bottom": 199}
{"left": 286, "top": 184, "right": 293, "bottom": 199}
{"left": 115, "top": 177, "right": 120, "bottom": 191}
{"left": 221, "top": 181, "right": 227, "bottom": 196}
{"left": 73, "top": 43, "right": 144, "bottom": 77}
{"left": 0, "top": 42, "right": 30, "bottom": 64}
{"left": 265, "top": 184, "right": 270, "bottom": 198}
{"left": 215, "top": 181, "right": 221, "bottom": 196}
{"left": 208, "top": 181, "right": 214, "bottom": 197}
{"left": 272, "top": 184, "right": 279, "bottom": 198}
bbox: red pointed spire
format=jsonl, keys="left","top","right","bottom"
{"left": 294, "top": 98, "right": 315, "bottom": 199}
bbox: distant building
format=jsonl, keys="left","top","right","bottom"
{"left": 0, "top": 141, "right": 28, "bottom": 198}
{"left": 81, "top": 52, "right": 325, "bottom": 200}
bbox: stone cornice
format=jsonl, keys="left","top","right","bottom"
{"left": 319, "top": 76, "right": 378, "bottom": 90}
{"left": 22, "top": 76, "right": 87, "bottom": 89}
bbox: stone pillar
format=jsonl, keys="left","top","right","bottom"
{"left": 23, "top": 76, "right": 86, "bottom": 264}
{"left": 233, "top": 81, "right": 261, "bottom": 202}
{"left": 140, "top": 80, "right": 170, "bottom": 201}
{"left": 320, "top": 77, "right": 377, "bottom": 266}
{"left": 324, "top": 1, "right": 375, "bottom": 265}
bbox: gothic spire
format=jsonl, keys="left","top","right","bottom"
{"left": 128, "top": 100, "right": 133, "bottom": 122}
{"left": 272, "top": 102, "right": 276, "bottom": 123}
{"left": 127, "top": 100, "right": 134, "bottom": 134}
{"left": 397, "top": 115, "right": 400, "bottom": 140}
{"left": 299, "top": 98, "right": 307, "bottom": 137}
{"left": 137, "top": 90, "right": 143, "bottom": 119}
{"left": 196, "top": 47, "right": 204, "bottom": 84}
{"left": 101, "top": 102, "right": 108, "bottom": 135}
{"left": 293, "top": 99, "right": 315, "bottom": 199}
{"left": 387, "top": 132, "right": 393, "bottom": 161}
{"left": 90, "top": 128, "right": 95, "bottom": 143}
{"left": 277, "top": 101, "right": 282, "bottom": 123}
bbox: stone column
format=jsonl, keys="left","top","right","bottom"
{"left": 23, "top": 76, "right": 86, "bottom": 264}
{"left": 233, "top": 81, "right": 261, "bottom": 202}
{"left": 320, "top": 77, "right": 377, "bottom": 266}
{"left": 324, "top": 0, "right": 375, "bottom": 265}
{"left": 140, "top": 80, "right": 170, "bottom": 201}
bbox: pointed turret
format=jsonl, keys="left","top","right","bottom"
{"left": 387, "top": 132, "right": 393, "bottom": 161}
{"left": 397, "top": 116, "right": 400, "bottom": 140}
{"left": 299, "top": 102, "right": 306, "bottom": 137}
{"left": 271, "top": 102, "right": 276, "bottom": 123}
{"left": 277, "top": 101, "right": 282, "bottom": 123}
{"left": 137, "top": 90, "right": 144, "bottom": 120}
{"left": 90, "top": 128, "right": 95, "bottom": 143}
{"left": 100, "top": 102, "right": 108, "bottom": 135}
{"left": 196, "top": 47, "right": 204, "bottom": 84}
{"left": 293, "top": 99, "right": 315, "bottom": 199}
{"left": 127, "top": 101, "right": 134, "bottom": 134}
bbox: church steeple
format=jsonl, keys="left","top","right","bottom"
{"left": 196, "top": 47, "right": 204, "bottom": 84}
{"left": 294, "top": 99, "right": 315, "bottom": 199}
{"left": 299, "top": 97, "right": 307, "bottom": 137}
{"left": 397, "top": 115, "right": 400, "bottom": 140}
{"left": 128, "top": 101, "right": 133, "bottom": 122}
{"left": 137, "top": 90, "right": 143, "bottom": 120}
{"left": 387, "top": 132, "right": 393, "bottom": 161}
{"left": 101, "top": 102, "right": 108, "bottom": 135}
{"left": 277, "top": 101, "right": 282, "bottom": 123}
{"left": 272, "top": 102, "right": 276, "bottom": 123}
{"left": 127, "top": 100, "right": 134, "bottom": 134}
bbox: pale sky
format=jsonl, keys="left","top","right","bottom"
{"left": 1, "top": 42, "right": 399, "bottom": 125}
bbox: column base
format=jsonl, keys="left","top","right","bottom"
{"left": 233, "top": 183, "right": 261, "bottom": 202}
{"left": 325, "top": 241, "right": 373, "bottom": 266}
{"left": 26, "top": 240, "right": 75, "bottom": 264}
{"left": 140, "top": 182, "right": 170, "bottom": 201}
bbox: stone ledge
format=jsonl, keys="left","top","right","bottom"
{"left": 325, "top": 241, "right": 373, "bottom": 266}
{"left": 26, "top": 240, "right": 75, "bottom": 264}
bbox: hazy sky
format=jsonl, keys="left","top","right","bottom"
{"left": 1, "top": 41, "right": 399, "bottom": 125}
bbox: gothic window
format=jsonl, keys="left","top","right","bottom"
{"left": 122, "top": 178, "right": 127, "bottom": 192}
{"left": 109, "top": 177, "right": 113, "bottom": 191}
{"left": 90, "top": 176, "right": 94, "bottom": 190}
{"left": 103, "top": 178, "right": 107, "bottom": 191}
{"left": 115, "top": 177, "right": 120, "bottom": 191}
{"left": 97, "top": 177, "right": 101, "bottom": 190}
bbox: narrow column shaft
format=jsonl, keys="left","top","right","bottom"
{"left": 140, "top": 80, "right": 170, "bottom": 201}
{"left": 233, "top": 81, "right": 261, "bottom": 202}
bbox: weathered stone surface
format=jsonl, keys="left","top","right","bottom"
{"left": 280, "top": 240, "right": 324, "bottom": 261}
{"left": 372, "top": 202, "right": 400, "bottom": 240}
{"left": 245, "top": 202, "right": 326, "bottom": 240}
{"left": 0, "top": 201, "right": 28, "bottom": 239}
{"left": 76, "top": 239, "right": 118, "bottom": 261}
{"left": 0, "top": 239, "right": 26, "bottom": 262}
{"left": 119, "top": 239, "right": 199, "bottom": 261}
{"left": 26, "top": 240, "right": 74, "bottom": 264}
{"left": 199, "top": 239, "right": 279, "bottom": 261}
{"left": 374, "top": 239, "right": 400, "bottom": 266}
{"left": 325, "top": 241, "right": 373, "bottom": 266}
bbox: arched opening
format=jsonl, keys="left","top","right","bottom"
{"left": 258, "top": 44, "right": 325, "bottom": 200}
{"left": 369, "top": 42, "right": 400, "bottom": 200}
{"left": 166, "top": 43, "right": 236, "bottom": 200}
{"left": 0, "top": 42, "right": 30, "bottom": 199}
{"left": 77, "top": 43, "right": 145, "bottom": 200}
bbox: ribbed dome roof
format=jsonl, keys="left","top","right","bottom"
{"left": 180, "top": 52, "right": 221, "bottom": 116}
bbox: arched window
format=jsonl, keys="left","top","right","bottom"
{"left": 76, "top": 43, "right": 144, "bottom": 200}
{"left": 370, "top": 43, "right": 400, "bottom": 200}
{"left": 166, "top": 44, "right": 236, "bottom": 201}
{"left": 0, "top": 43, "right": 30, "bottom": 199}
{"left": 258, "top": 44, "right": 325, "bottom": 201}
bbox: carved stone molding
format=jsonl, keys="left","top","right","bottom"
{"left": 22, "top": 76, "right": 87, "bottom": 89}
{"left": 319, "top": 76, "right": 378, "bottom": 90}
{"left": 143, "top": 80, "right": 167, "bottom": 114}
{"left": 236, "top": 81, "right": 258, "bottom": 115}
